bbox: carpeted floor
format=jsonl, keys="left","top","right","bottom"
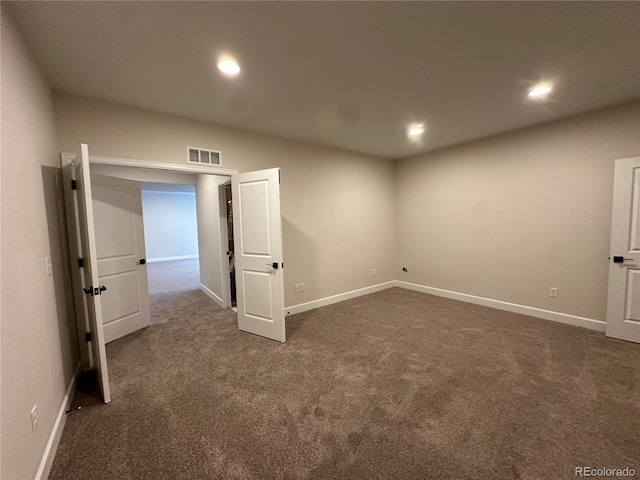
{"left": 146, "top": 259, "right": 203, "bottom": 325}
{"left": 50, "top": 281, "right": 640, "bottom": 479}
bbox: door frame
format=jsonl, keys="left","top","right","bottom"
{"left": 218, "top": 178, "right": 233, "bottom": 309}
{"left": 61, "top": 153, "right": 94, "bottom": 370}
{"left": 90, "top": 155, "right": 239, "bottom": 177}
{"left": 64, "top": 154, "right": 239, "bottom": 370}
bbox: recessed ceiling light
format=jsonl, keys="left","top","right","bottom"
{"left": 407, "top": 123, "right": 425, "bottom": 138}
{"left": 217, "top": 59, "right": 241, "bottom": 77}
{"left": 528, "top": 84, "right": 552, "bottom": 98}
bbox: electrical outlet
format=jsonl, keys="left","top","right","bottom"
{"left": 372, "top": 269, "right": 377, "bottom": 276}
{"left": 45, "top": 257, "right": 52, "bottom": 276}
{"left": 295, "top": 284, "right": 300, "bottom": 293}
{"left": 549, "top": 287, "right": 558, "bottom": 298}
{"left": 31, "top": 405, "right": 38, "bottom": 433}
{"left": 301, "top": 283, "right": 305, "bottom": 292}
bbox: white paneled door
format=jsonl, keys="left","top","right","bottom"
{"left": 91, "top": 174, "right": 151, "bottom": 343}
{"left": 61, "top": 144, "right": 111, "bottom": 403}
{"left": 607, "top": 156, "right": 640, "bottom": 343}
{"left": 232, "top": 168, "right": 286, "bottom": 342}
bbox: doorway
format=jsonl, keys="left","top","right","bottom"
{"left": 225, "top": 183, "right": 237, "bottom": 308}
{"left": 140, "top": 182, "right": 203, "bottom": 324}
{"left": 79, "top": 164, "right": 235, "bottom": 353}
{"left": 63, "top": 147, "right": 287, "bottom": 404}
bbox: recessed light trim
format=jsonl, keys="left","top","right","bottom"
{"left": 528, "top": 84, "right": 552, "bottom": 98}
{"left": 407, "top": 123, "right": 425, "bottom": 138}
{"left": 217, "top": 59, "right": 241, "bottom": 76}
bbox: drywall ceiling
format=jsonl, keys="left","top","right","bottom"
{"left": 6, "top": 1, "right": 640, "bottom": 159}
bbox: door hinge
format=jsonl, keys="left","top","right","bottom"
{"left": 78, "top": 258, "right": 84, "bottom": 268}
{"left": 278, "top": 169, "right": 281, "bottom": 184}
{"left": 71, "top": 179, "right": 77, "bottom": 190}
{"left": 85, "top": 332, "right": 92, "bottom": 342}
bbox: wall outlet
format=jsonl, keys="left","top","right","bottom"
{"left": 295, "top": 284, "right": 300, "bottom": 293}
{"left": 372, "top": 269, "right": 377, "bottom": 276}
{"left": 45, "top": 257, "right": 52, "bottom": 276}
{"left": 30, "top": 405, "right": 38, "bottom": 433}
{"left": 549, "top": 287, "right": 558, "bottom": 298}
{"left": 301, "top": 283, "right": 305, "bottom": 292}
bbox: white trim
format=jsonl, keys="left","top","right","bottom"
{"left": 89, "top": 155, "right": 238, "bottom": 176}
{"left": 200, "top": 283, "right": 224, "bottom": 307}
{"left": 147, "top": 254, "right": 198, "bottom": 263}
{"left": 285, "top": 281, "right": 396, "bottom": 315}
{"left": 35, "top": 363, "right": 82, "bottom": 480}
{"left": 395, "top": 281, "right": 606, "bottom": 332}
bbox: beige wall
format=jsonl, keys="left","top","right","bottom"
{"left": 54, "top": 93, "right": 397, "bottom": 307}
{"left": 1, "top": 10, "right": 79, "bottom": 480}
{"left": 196, "top": 174, "right": 225, "bottom": 302}
{"left": 396, "top": 101, "right": 640, "bottom": 321}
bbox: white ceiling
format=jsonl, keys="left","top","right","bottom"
{"left": 7, "top": 1, "right": 640, "bottom": 159}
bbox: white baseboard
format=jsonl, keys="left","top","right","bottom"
{"left": 285, "top": 281, "right": 395, "bottom": 316}
{"left": 35, "top": 362, "right": 82, "bottom": 480}
{"left": 395, "top": 281, "right": 606, "bottom": 332}
{"left": 147, "top": 254, "right": 198, "bottom": 263}
{"left": 200, "top": 283, "right": 224, "bottom": 307}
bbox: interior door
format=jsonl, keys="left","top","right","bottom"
{"left": 606, "top": 156, "right": 640, "bottom": 343}
{"left": 232, "top": 168, "right": 286, "bottom": 342}
{"left": 91, "top": 174, "right": 151, "bottom": 343}
{"left": 74, "top": 144, "right": 112, "bottom": 403}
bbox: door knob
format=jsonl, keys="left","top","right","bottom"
{"left": 613, "top": 256, "right": 634, "bottom": 263}
{"left": 136, "top": 259, "right": 146, "bottom": 265}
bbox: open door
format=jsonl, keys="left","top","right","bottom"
{"left": 91, "top": 174, "right": 150, "bottom": 343}
{"left": 232, "top": 168, "right": 286, "bottom": 342}
{"left": 62, "top": 144, "right": 111, "bottom": 403}
{"left": 606, "top": 156, "right": 640, "bottom": 343}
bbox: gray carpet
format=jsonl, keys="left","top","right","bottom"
{"left": 50, "top": 282, "right": 640, "bottom": 479}
{"left": 147, "top": 259, "right": 202, "bottom": 326}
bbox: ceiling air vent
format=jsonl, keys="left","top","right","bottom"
{"left": 186, "top": 146, "right": 222, "bottom": 166}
